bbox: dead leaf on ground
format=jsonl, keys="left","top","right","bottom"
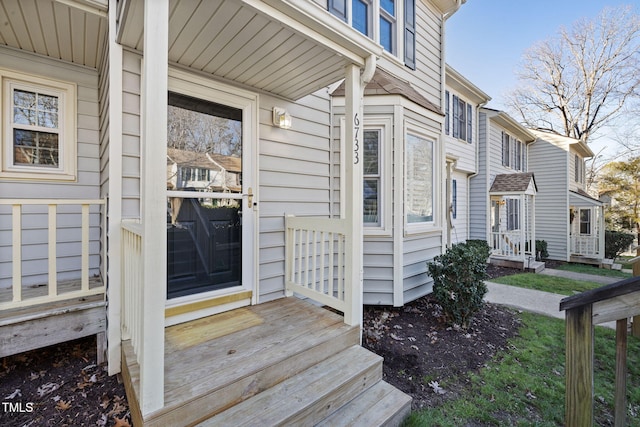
{"left": 56, "top": 399, "right": 72, "bottom": 411}
{"left": 113, "top": 416, "right": 132, "bottom": 427}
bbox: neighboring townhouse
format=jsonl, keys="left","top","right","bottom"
{"left": 528, "top": 130, "right": 606, "bottom": 264}
{"left": 0, "top": 0, "right": 467, "bottom": 424}
{"left": 443, "top": 65, "right": 491, "bottom": 246}
{"left": 469, "top": 108, "right": 542, "bottom": 271}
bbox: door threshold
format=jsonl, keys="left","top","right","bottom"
{"left": 165, "top": 289, "right": 252, "bottom": 327}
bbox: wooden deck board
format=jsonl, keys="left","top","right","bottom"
{"left": 122, "top": 297, "right": 359, "bottom": 426}
{"left": 0, "top": 277, "right": 103, "bottom": 304}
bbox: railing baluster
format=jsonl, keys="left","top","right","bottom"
{"left": 312, "top": 230, "right": 317, "bottom": 292}
{"left": 81, "top": 204, "right": 90, "bottom": 291}
{"left": 319, "top": 231, "right": 325, "bottom": 296}
{"left": 48, "top": 204, "right": 57, "bottom": 297}
{"left": 329, "top": 232, "right": 335, "bottom": 298}
{"left": 12, "top": 205, "right": 22, "bottom": 303}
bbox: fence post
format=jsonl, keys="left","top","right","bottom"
{"left": 565, "top": 304, "right": 594, "bottom": 427}
{"left": 614, "top": 318, "right": 628, "bottom": 427}
{"left": 632, "top": 250, "right": 640, "bottom": 338}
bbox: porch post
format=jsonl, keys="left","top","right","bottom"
{"left": 343, "top": 62, "right": 366, "bottom": 328}
{"left": 598, "top": 206, "right": 605, "bottom": 258}
{"left": 531, "top": 195, "right": 536, "bottom": 259}
{"left": 520, "top": 194, "right": 526, "bottom": 263}
{"left": 139, "top": 0, "right": 168, "bottom": 414}
{"left": 107, "top": 0, "right": 123, "bottom": 376}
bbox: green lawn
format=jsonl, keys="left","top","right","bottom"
{"left": 489, "top": 273, "right": 602, "bottom": 296}
{"left": 405, "top": 312, "right": 640, "bottom": 426}
{"left": 556, "top": 263, "right": 632, "bottom": 279}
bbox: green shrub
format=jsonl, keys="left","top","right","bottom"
{"left": 427, "top": 243, "right": 488, "bottom": 329}
{"left": 536, "top": 240, "right": 549, "bottom": 261}
{"left": 465, "top": 239, "right": 492, "bottom": 260}
{"left": 605, "top": 230, "right": 634, "bottom": 259}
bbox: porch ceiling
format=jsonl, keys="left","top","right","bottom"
{"left": 0, "top": 0, "right": 108, "bottom": 69}
{"left": 117, "top": 0, "right": 383, "bottom": 101}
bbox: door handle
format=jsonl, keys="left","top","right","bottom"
{"left": 245, "top": 187, "right": 253, "bottom": 208}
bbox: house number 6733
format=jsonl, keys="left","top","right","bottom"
{"left": 354, "top": 113, "right": 360, "bottom": 165}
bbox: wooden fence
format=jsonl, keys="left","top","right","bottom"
{"left": 560, "top": 257, "right": 640, "bottom": 426}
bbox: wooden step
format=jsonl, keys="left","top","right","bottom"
{"left": 198, "top": 345, "right": 383, "bottom": 426}
{"left": 317, "top": 381, "right": 412, "bottom": 427}
{"left": 127, "top": 298, "right": 361, "bottom": 427}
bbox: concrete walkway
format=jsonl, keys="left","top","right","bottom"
{"left": 484, "top": 268, "right": 625, "bottom": 329}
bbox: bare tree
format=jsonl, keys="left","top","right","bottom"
{"left": 507, "top": 6, "right": 640, "bottom": 146}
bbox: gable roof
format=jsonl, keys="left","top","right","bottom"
{"left": 167, "top": 148, "right": 220, "bottom": 170}
{"left": 490, "top": 173, "right": 537, "bottom": 194}
{"left": 528, "top": 129, "right": 595, "bottom": 158}
{"left": 331, "top": 68, "right": 442, "bottom": 115}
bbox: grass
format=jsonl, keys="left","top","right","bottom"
{"left": 489, "top": 273, "right": 602, "bottom": 296}
{"left": 556, "top": 263, "right": 631, "bottom": 279}
{"left": 405, "top": 312, "right": 640, "bottom": 426}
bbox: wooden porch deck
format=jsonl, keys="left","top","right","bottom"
{"left": 122, "top": 297, "right": 411, "bottom": 426}
{"left": 0, "top": 278, "right": 106, "bottom": 359}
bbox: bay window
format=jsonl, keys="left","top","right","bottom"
{"left": 405, "top": 131, "right": 434, "bottom": 228}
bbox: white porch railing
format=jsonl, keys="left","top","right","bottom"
{"left": 285, "top": 215, "right": 352, "bottom": 321}
{"left": 120, "top": 221, "right": 144, "bottom": 360}
{"left": 491, "top": 230, "right": 533, "bottom": 261}
{"left": 571, "top": 235, "right": 600, "bottom": 257}
{"left": 0, "top": 199, "right": 105, "bottom": 310}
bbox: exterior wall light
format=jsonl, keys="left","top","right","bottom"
{"left": 273, "top": 107, "right": 292, "bottom": 129}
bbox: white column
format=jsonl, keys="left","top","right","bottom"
{"left": 520, "top": 194, "right": 525, "bottom": 262}
{"left": 107, "top": 0, "right": 123, "bottom": 376}
{"left": 140, "top": 0, "right": 168, "bottom": 415}
{"left": 343, "top": 64, "right": 363, "bottom": 328}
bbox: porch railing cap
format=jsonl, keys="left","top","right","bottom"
{"left": 559, "top": 276, "right": 640, "bottom": 312}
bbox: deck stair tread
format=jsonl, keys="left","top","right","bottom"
{"left": 197, "top": 345, "right": 383, "bottom": 426}
{"left": 316, "top": 381, "right": 412, "bottom": 427}
{"left": 123, "top": 298, "right": 412, "bottom": 426}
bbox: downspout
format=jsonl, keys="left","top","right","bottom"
{"left": 440, "top": 1, "right": 462, "bottom": 253}
{"left": 361, "top": 54, "right": 376, "bottom": 86}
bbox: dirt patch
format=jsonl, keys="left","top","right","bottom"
{"left": 363, "top": 296, "right": 521, "bottom": 410}
{"left": 0, "top": 337, "right": 131, "bottom": 427}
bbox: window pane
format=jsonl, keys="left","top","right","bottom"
{"left": 13, "top": 129, "right": 59, "bottom": 166}
{"left": 329, "top": 0, "right": 347, "bottom": 20}
{"left": 406, "top": 134, "right": 433, "bottom": 223}
{"left": 352, "top": 0, "right": 369, "bottom": 35}
{"left": 13, "top": 89, "right": 36, "bottom": 109}
{"left": 580, "top": 209, "right": 591, "bottom": 234}
{"left": 13, "top": 107, "right": 35, "bottom": 125}
{"left": 363, "top": 130, "right": 379, "bottom": 175}
{"left": 380, "top": 17, "right": 393, "bottom": 51}
{"left": 364, "top": 178, "right": 380, "bottom": 225}
{"left": 381, "top": 0, "right": 394, "bottom": 15}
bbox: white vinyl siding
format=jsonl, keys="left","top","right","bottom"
{"left": 469, "top": 111, "right": 488, "bottom": 240}
{"left": 259, "top": 91, "right": 334, "bottom": 302}
{"left": 0, "top": 48, "right": 101, "bottom": 288}
{"left": 527, "top": 134, "right": 570, "bottom": 261}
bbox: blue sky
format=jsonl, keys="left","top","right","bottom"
{"left": 446, "top": 0, "right": 640, "bottom": 110}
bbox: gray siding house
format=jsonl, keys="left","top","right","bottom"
{"left": 0, "top": 0, "right": 469, "bottom": 424}
{"left": 469, "top": 108, "right": 541, "bottom": 270}
{"left": 528, "top": 130, "right": 605, "bottom": 264}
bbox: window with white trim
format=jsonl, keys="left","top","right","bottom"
{"left": 446, "top": 94, "right": 472, "bottom": 143}
{"left": 1, "top": 70, "right": 76, "bottom": 180}
{"left": 363, "top": 129, "right": 381, "bottom": 226}
{"left": 405, "top": 131, "right": 434, "bottom": 227}
{"left": 580, "top": 208, "right": 591, "bottom": 234}
{"left": 506, "top": 198, "right": 520, "bottom": 231}
{"left": 501, "top": 132, "right": 524, "bottom": 171}
{"left": 328, "top": 0, "right": 414, "bottom": 67}
{"left": 574, "top": 154, "right": 585, "bottom": 184}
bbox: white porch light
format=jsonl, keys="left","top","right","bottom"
{"left": 273, "top": 107, "right": 292, "bottom": 129}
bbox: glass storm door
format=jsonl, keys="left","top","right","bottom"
{"left": 166, "top": 92, "right": 247, "bottom": 299}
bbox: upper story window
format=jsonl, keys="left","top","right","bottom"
{"left": 444, "top": 92, "right": 472, "bottom": 143}
{"left": 501, "top": 132, "right": 525, "bottom": 171}
{"left": 574, "top": 154, "right": 585, "bottom": 184}
{"left": 1, "top": 70, "right": 76, "bottom": 181}
{"left": 329, "top": 0, "right": 415, "bottom": 69}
